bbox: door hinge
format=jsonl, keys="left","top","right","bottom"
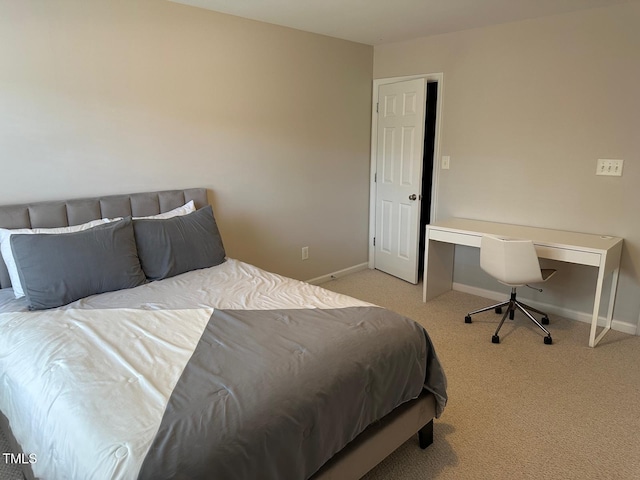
{"left": 374, "top": 172, "right": 377, "bottom": 183}
{"left": 376, "top": 102, "right": 379, "bottom": 113}
{"left": 373, "top": 237, "right": 376, "bottom": 246}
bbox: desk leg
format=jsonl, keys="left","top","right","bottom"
{"left": 589, "top": 266, "right": 620, "bottom": 347}
{"left": 423, "top": 240, "right": 455, "bottom": 302}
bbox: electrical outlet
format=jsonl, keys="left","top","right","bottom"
{"left": 301, "top": 246, "right": 309, "bottom": 260}
{"left": 441, "top": 156, "right": 450, "bottom": 170}
{"left": 596, "top": 159, "right": 624, "bottom": 176}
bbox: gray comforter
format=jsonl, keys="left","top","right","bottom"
{"left": 139, "top": 307, "right": 446, "bottom": 480}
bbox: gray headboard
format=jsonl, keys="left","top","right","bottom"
{"left": 0, "top": 188, "right": 208, "bottom": 289}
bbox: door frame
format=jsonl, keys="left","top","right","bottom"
{"left": 368, "top": 73, "right": 445, "bottom": 269}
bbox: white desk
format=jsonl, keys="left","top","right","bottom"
{"left": 423, "top": 218, "right": 623, "bottom": 347}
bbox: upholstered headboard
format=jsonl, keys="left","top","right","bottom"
{"left": 0, "top": 188, "right": 208, "bottom": 289}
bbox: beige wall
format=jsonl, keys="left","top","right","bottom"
{"left": 3, "top": 0, "right": 639, "bottom": 329}
{"left": 374, "top": 3, "right": 640, "bottom": 329}
{"left": 0, "top": 0, "right": 373, "bottom": 281}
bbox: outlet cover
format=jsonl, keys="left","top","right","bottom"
{"left": 596, "top": 159, "right": 623, "bottom": 176}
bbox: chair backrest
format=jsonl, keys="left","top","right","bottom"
{"left": 480, "top": 236, "right": 543, "bottom": 286}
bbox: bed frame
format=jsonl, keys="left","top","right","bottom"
{"left": 0, "top": 188, "right": 436, "bottom": 480}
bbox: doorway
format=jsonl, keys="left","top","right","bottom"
{"left": 368, "top": 74, "right": 443, "bottom": 283}
{"left": 418, "top": 80, "right": 439, "bottom": 280}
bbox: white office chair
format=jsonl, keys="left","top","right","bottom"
{"left": 464, "top": 235, "right": 555, "bottom": 345}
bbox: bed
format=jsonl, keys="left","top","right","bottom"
{"left": 0, "top": 188, "right": 447, "bottom": 480}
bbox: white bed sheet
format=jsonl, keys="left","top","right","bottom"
{"left": 0, "top": 258, "right": 372, "bottom": 314}
{"left": 1, "top": 308, "right": 213, "bottom": 479}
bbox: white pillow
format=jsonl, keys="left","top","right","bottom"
{"left": 0, "top": 218, "right": 111, "bottom": 298}
{"left": 132, "top": 200, "right": 196, "bottom": 220}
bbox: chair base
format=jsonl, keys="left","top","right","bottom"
{"left": 465, "top": 288, "right": 552, "bottom": 344}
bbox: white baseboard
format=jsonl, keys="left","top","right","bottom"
{"left": 306, "top": 263, "right": 369, "bottom": 285}
{"left": 453, "top": 282, "right": 637, "bottom": 336}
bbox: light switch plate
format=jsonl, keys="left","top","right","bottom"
{"left": 441, "top": 156, "right": 450, "bottom": 170}
{"left": 596, "top": 159, "right": 623, "bottom": 176}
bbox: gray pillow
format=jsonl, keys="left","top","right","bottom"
{"left": 11, "top": 218, "right": 147, "bottom": 310}
{"left": 133, "top": 205, "right": 226, "bottom": 281}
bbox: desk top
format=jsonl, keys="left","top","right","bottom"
{"left": 429, "top": 218, "right": 622, "bottom": 253}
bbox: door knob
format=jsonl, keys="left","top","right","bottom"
{"left": 409, "top": 194, "right": 417, "bottom": 201}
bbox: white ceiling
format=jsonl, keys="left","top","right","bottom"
{"left": 169, "top": 0, "right": 635, "bottom": 45}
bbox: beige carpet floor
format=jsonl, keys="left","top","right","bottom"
{"left": 321, "top": 268, "right": 640, "bottom": 480}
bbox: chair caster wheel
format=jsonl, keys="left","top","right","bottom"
{"left": 544, "top": 336, "right": 553, "bottom": 345}
{"left": 492, "top": 335, "right": 500, "bottom": 344}
{"left": 541, "top": 316, "right": 550, "bottom": 325}
{"left": 465, "top": 315, "right": 472, "bottom": 324}
{"left": 494, "top": 307, "right": 502, "bottom": 314}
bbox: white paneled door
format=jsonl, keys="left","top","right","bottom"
{"left": 374, "top": 78, "right": 426, "bottom": 284}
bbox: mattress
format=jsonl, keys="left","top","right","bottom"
{"left": 0, "top": 259, "right": 447, "bottom": 480}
